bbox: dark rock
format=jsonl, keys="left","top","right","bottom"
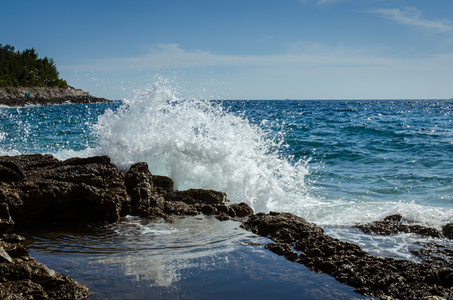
{"left": 125, "top": 162, "right": 165, "bottom": 217}
{"left": 265, "top": 242, "right": 291, "bottom": 256}
{"left": 152, "top": 175, "right": 174, "bottom": 195}
{"left": 354, "top": 214, "right": 442, "bottom": 238}
{"left": 0, "top": 247, "right": 12, "bottom": 263}
{"left": 215, "top": 212, "right": 230, "bottom": 221}
{"left": 0, "top": 154, "right": 128, "bottom": 224}
{"left": 164, "top": 201, "right": 198, "bottom": 216}
{"left": 0, "top": 203, "right": 14, "bottom": 234}
{"left": 200, "top": 204, "right": 217, "bottom": 215}
{"left": 0, "top": 162, "right": 24, "bottom": 182}
{"left": 442, "top": 223, "right": 453, "bottom": 239}
{"left": 62, "top": 155, "right": 111, "bottom": 166}
{"left": 410, "top": 242, "right": 453, "bottom": 269}
{"left": 4, "top": 153, "right": 451, "bottom": 299}
{"left": 182, "top": 189, "right": 227, "bottom": 205}
{"left": 241, "top": 211, "right": 323, "bottom": 238}
{"left": 229, "top": 202, "right": 254, "bottom": 218}
{"left": 241, "top": 211, "right": 453, "bottom": 300}
{"left": 0, "top": 234, "right": 90, "bottom": 299}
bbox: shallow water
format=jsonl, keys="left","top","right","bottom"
{"left": 25, "top": 216, "right": 369, "bottom": 299}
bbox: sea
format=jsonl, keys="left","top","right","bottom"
{"left": 1, "top": 80, "right": 452, "bottom": 299}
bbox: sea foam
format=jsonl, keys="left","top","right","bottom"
{"left": 92, "top": 80, "right": 311, "bottom": 213}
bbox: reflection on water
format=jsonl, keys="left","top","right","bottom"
{"left": 26, "top": 215, "right": 369, "bottom": 299}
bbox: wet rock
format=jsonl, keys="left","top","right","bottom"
{"left": 229, "top": 202, "right": 254, "bottom": 218}
{"left": 152, "top": 175, "right": 174, "bottom": 197}
{"left": 410, "top": 242, "right": 453, "bottom": 269}
{"left": 0, "top": 154, "right": 261, "bottom": 299}
{"left": 0, "top": 234, "right": 90, "bottom": 299}
{"left": 182, "top": 189, "right": 227, "bottom": 205}
{"left": 0, "top": 154, "right": 128, "bottom": 224}
{"left": 125, "top": 162, "right": 164, "bottom": 217}
{"left": 353, "top": 214, "right": 442, "bottom": 238}
{"left": 0, "top": 203, "right": 14, "bottom": 234}
{"left": 215, "top": 212, "right": 230, "bottom": 221}
{"left": 0, "top": 161, "right": 24, "bottom": 182}
{"left": 164, "top": 200, "right": 199, "bottom": 216}
{"left": 241, "top": 212, "right": 453, "bottom": 300}
{"left": 265, "top": 242, "right": 292, "bottom": 256}
{"left": 442, "top": 223, "right": 453, "bottom": 239}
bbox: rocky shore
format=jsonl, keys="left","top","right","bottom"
{"left": 0, "top": 87, "right": 111, "bottom": 106}
{"left": 0, "top": 154, "right": 452, "bottom": 299}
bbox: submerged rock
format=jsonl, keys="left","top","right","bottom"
{"left": 0, "top": 233, "right": 90, "bottom": 299}
{"left": 241, "top": 212, "right": 453, "bottom": 300}
{"left": 353, "top": 214, "right": 443, "bottom": 239}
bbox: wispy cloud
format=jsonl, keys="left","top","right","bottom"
{"left": 61, "top": 43, "right": 394, "bottom": 72}
{"left": 61, "top": 43, "right": 453, "bottom": 100}
{"left": 299, "top": 0, "right": 339, "bottom": 5}
{"left": 366, "top": 7, "right": 453, "bottom": 33}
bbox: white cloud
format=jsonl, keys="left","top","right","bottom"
{"left": 366, "top": 7, "right": 453, "bottom": 33}
{"left": 61, "top": 43, "right": 453, "bottom": 100}
{"left": 62, "top": 43, "right": 393, "bottom": 72}
{"left": 299, "top": 0, "right": 339, "bottom": 5}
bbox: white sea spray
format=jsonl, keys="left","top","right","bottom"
{"left": 92, "top": 80, "right": 311, "bottom": 212}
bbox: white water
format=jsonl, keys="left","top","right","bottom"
{"left": 91, "top": 80, "right": 311, "bottom": 213}
{"left": 2, "top": 80, "right": 452, "bottom": 261}
{"left": 49, "top": 80, "right": 451, "bottom": 231}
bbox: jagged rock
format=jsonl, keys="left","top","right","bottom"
{"left": 442, "top": 223, "right": 453, "bottom": 239}
{"left": 228, "top": 202, "right": 254, "bottom": 218}
{"left": 0, "top": 162, "right": 24, "bottom": 182}
{"left": 215, "top": 212, "right": 230, "bottom": 221}
{"left": 182, "top": 189, "right": 227, "bottom": 205}
{"left": 1, "top": 154, "right": 452, "bottom": 299}
{"left": 152, "top": 175, "right": 174, "bottom": 197}
{"left": 265, "top": 242, "right": 291, "bottom": 256}
{"left": 125, "top": 162, "right": 156, "bottom": 216}
{"left": 241, "top": 212, "right": 453, "bottom": 300}
{"left": 353, "top": 214, "right": 442, "bottom": 238}
{"left": 0, "top": 154, "right": 128, "bottom": 224}
{"left": 0, "top": 234, "right": 89, "bottom": 299}
{"left": 0, "top": 154, "right": 263, "bottom": 299}
{"left": 0, "top": 203, "right": 14, "bottom": 234}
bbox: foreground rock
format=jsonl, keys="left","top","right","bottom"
{"left": 1, "top": 154, "right": 452, "bottom": 299}
{"left": 242, "top": 212, "right": 453, "bottom": 299}
{"left": 0, "top": 86, "right": 111, "bottom": 106}
{"left": 0, "top": 154, "right": 252, "bottom": 225}
{"left": 0, "top": 233, "right": 90, "bottom": 299}
{"left": 0, "top": 154, "right": 254, "bottom": 298}
{"left": 354, "top": 214, "right": 453, "bottom": 270}
{"left": 353, "top": 214, "right": 451, "bottom": 239}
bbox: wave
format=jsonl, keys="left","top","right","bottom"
{"left": 91, "top": 79, "right": 311, "bottom": 213}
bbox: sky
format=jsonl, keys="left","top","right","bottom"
{"left": 1, "top": 0, "right": 453, "bottom": 100}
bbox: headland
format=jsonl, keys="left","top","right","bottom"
{"left": 0, "top": 86, "right": 111, "bottom": 106}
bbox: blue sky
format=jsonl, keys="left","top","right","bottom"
{"left": 2, "top": 0, "right": 453, "bottom": 100}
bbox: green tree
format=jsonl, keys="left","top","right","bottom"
{"left": 0, "top": 44, "right": 67, "bottom": 88}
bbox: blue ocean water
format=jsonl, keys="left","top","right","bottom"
{"left": 1, "top": 82, "right": 452, "bottom": 298}
{"left": 1, "top": 85, "right": 451, "bottom": 229}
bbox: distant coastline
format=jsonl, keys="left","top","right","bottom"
{"left": 0, "top": 86, "right": 111, "bottom": 106}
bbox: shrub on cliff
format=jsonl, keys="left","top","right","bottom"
{"left": 0, "top": 44, "right": 67, "bottom": 88}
